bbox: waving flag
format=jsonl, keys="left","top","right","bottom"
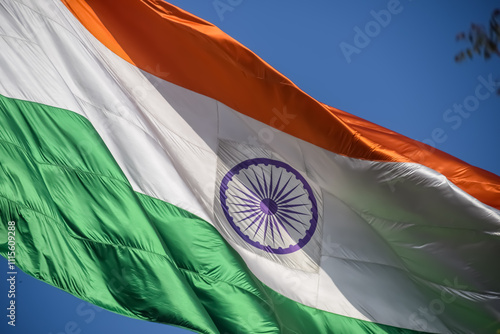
{"left": 0, "top": 0, "right": 499, "bottom": 333}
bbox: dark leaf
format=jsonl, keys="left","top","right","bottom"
{"left": 466, "top": 49, "right": 473, "bottom": 59}
{"left": 454, "top": 51, "right": 465, "bottom": 62}
{"left": 456, "top": 32, "right": 466, "bottom": 40}
{"left": 488, "top": 40, "right": 497, "bottom": 51}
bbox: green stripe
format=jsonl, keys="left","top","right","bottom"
{"left": 0, "top": 94, "right": 427, "bottom": 333}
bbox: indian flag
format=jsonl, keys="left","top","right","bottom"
{"left": 0, "top": 0, "right": 499, "bottom": 333}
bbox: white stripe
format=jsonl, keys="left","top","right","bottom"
{"left": 2, "top": 1, "right": 499, "bottom": 332}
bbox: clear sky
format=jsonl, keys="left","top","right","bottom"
{"left": 2, "top": 1, "right": 499, "bottom": 333}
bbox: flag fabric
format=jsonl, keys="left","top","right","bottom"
{"left": 0, "top": 0, "right": 499, "bottom": 333}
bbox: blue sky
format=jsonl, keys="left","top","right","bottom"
{"left": 2, "top": 1, "right": 499, "bottom": 333}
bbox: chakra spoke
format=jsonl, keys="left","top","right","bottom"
{"left": 268, "top": 166, "right": 274, "bottom": 199}
{"left": 274, "top": 214, "right": 297, "bottom": 236}
{"left": 226, "top": 202, "right": 260, "bottom": 208}
{"left": 279, "top": 203, "right": 307, "bottom": 209}
{"left": 270, "top": 169, "right": 283, "bottom": 199}
{"left": 276, "top": 214, "right": 302, "bottom": 233}
{"left": 270, "top": 217, "right": 276, "bottom": 244}
{"left": 232, "top": 194, "right": 259, "bottom": 205}
{"left": 233, "top": 186, "right": 261, "bottom": 203}
{"left": 237, "top": 210, "right": 262, "bottom": 223}
{"left": 263, "top": 215, "right": 270, "bottom": 243}
{"left": 272, "top": 174, "right": 292, "bottom": 202}
{"left": 277, "top": 211, "right": 306, "bottom": 227}
{"left": 261, "top": 168, "right": 269, "bottom": 198}
{"left": 277, "top": 192, "right": 305, "bottom": 205}
{"left": 232, "top": 207, "right": 261, "bottom": 215}
{"left": 270, "top": 215, "right": 284, "bottom": 243}
{"left": 275, "top": 183, "right": 300, "bottom": 204}
{"left": 251, "top": 168, "right": 266, "bottom": 199}
{"left": 279, "top": 208, "right": 308, "bottom": 216}
{"left": 243, "top": 212, "right": 265, "bottom": 232}
{"left": 244, "top": 173, "right": 265, "bottom": 199}
{"left": 253, "top": 214, "right": 267, "bottom": 237}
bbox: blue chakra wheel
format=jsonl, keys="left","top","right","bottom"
{"left": 219, "top": 158, "right": 318, "bottom": 254}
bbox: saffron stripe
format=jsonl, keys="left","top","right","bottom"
{"left": 61, "top": 0, "right": 500, "bottom": 209}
